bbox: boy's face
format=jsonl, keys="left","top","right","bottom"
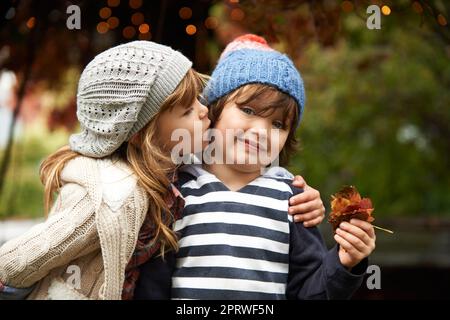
{"left": 214, "top": 93, "right": 291, "bottom": 172}
{"left": 156, "top": 98, "right": 211, "bottom": 154}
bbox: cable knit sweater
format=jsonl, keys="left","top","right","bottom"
{"left": 0, "top": 156, "right": 149, "bottom": 300}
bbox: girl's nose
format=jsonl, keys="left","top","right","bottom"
{"left": 198, "top": 103, "right": 209, "bottom": 119}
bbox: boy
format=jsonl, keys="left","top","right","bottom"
{"left": 171, "top": 34, "right": 375, "bottom": 299}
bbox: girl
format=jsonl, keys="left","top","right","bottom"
{"left": 0, "top": 41, "right": 324, "bottom": 300}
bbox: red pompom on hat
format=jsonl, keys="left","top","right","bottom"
{"left": 219, "top": 33, "right": 274, "bottom": 61}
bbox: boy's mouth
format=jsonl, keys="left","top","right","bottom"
{"left": 236, "top": 136, "right": 266, "bottom": 153}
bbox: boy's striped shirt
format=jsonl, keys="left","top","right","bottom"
{"left": 171, "top": 165, "right": 298, "bottom": 300}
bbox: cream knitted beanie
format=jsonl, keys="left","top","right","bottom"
{"left": 69, "top": 41, "right": 192, "bottom": 158}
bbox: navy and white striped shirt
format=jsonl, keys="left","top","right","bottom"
{"left": 134, "top": 165, "right": 367, "bottom": 300}
{"left": 172, "top": 165, "right": 297, "bottom": 300}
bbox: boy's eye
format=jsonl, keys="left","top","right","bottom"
{"left": 272, "top": 121, "right": 284, "bottom": 130}
{"left": 241, "top": 106, "right": 255, "bottom": 115}
{"left": 272, "top": 121, "right": 283, "bottom": 129}
{"left": 183, "top": 108, "right": 193, "bottom": 116}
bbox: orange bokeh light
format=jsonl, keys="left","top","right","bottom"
{"left": 139, "top": 23, "right": 150, "bottom": 34}
{"left": 97, "top": 22, "right": 109, "bottom": 34}
{"left": 437, "top": 14, "right": 447, "bottom": 26}
{"left": 99, "top": 7, "right": 112, "bottom": 19}
{"left": 26, "top": 17, "right": 36, "bottom": 29}
{"left": 123, "top": 26, "right": 136, "bottom": 38}
{"left": 107, "top": 17, "right": 119, "bottom": 29}
{"left": 179, "top": 7, "right": 192, "bottom": 20}
{"left": 139, "top": 32, "right": 152, "bottom": 40}
{"left": 186, "top": 24, "right": 197, "bottom": 35}
{"left": 108, "top": 0, "right": 120, "bottom": 7}
{"left": 381, "top": 5, "right": 391, "bottom": 16}
{"left": 205, "top": 16, "right": 219, "bottom": 29}
{"left": 131, "top": 12, "right": 144, "bottom": 25}
{"left": 129, "top": 0, "right": 142, "bottom": 9}
{"left": 230, "top": 8, "right": 244, "bottom": 21}
{"left": 341, "top": 1, "right": 354, "bottom": 13}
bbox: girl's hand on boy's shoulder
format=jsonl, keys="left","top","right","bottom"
{"left": 289, "top": 175, "right": 325, "bottom": 227}
{"left": 334, "top": 219, "right": 376, "bottom": 269}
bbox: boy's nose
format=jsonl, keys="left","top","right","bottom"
{"left": 248, "top": 126, "right": 269, "bottom": 140}
{"left": 250, "top": 118, "right": 271, "bottom": 133}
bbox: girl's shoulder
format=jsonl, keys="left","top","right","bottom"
{"left": 61, "top": 156, "right": 146, "bottom": 211}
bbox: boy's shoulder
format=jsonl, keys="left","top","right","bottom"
{"left": 178, "top": 164, "right": 295, "bottom": 180}
{"left": 177, "top": 164, "right": 303, "bottom": 196}
{"left": 261, "top": 166, "right": 294, "bottom": 180}
{"left": 261, "top": 166, "right": 303, "bottom": 196}
{"left": 176, "top": 163, "right": 219, "bottom": 191}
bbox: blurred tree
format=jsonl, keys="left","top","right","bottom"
{"left": 0, "top": 0, "right": 211, "bottom": 207}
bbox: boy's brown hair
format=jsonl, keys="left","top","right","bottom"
{"left": 208, "top": 83, "right": 299, "bottom": 166}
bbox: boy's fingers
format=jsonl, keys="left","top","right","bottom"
{"left": 336, "top": 228, "right": 367, "bottom": 252}
{"left": 339, "top": 222, "right": 372, "bottom": 246}
{"left": 293, "top": 209, "right": 323, "bottom": 223}
{"left": 303, "top": 216, "right": 324, "bottom": 227}
{"left": 289, "top": 188, "right": 320, "bottom": 206}
{"left": 334, "top": 234, "right": 357, "bottom": 254}
{"left": 292, "top": 175, "right": 306, "bottom": 188}
{"left": 335, "top": 234, "right": 366, "bottom": 264}
{"left": 289, "top": 201, "right": 319, "bottom": 215}
{"left": 349, "top": 219, "right": 376, "bottom": 239}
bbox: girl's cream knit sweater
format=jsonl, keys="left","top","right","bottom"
{"left": 0, "top": 156, "right": 149, "bottom": 299}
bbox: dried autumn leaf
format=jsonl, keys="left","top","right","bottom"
{"left": 328, "top": 186, "right": 375, "bottom": 231}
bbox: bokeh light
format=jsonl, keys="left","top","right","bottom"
{"left": 99, "top": 7, "right": 112, "bottom": 19}
{"left": 108, "top": 0, "right": 120, "bottom": 7}
{"left": 129, "top": 0, "right": 142, "bottom": 10}
{"left": 123, "top": 26, "right": 136, "bottom": 38}
{"left": 107, "top": 17, "right": 119, "bottom": 29}
{"left": 179, "top": 7, "right": 193, "bottom": 20}
{"left": 186, "top": 24, "right": 197, "bottom": 35}
{"left": 205, "top": 16, "right": 219, "bottom": 29}
{"left": 131, "top": 12, "right": 144, "bottom": 25}
{"left": 97, "top": 22, "right": 109, "bottom": 34}
{"left": 382, "top": 5, "right": 391, "bottom": 16}
{"left": 26, "top": 17, "right": 36, "bottom": 29}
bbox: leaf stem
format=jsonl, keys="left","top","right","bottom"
{"left": 373, "top": 225, "right": 394, "bottom": 234}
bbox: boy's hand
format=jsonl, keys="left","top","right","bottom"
{"left": 334, "top": 219, "right": 376, "bottom": 269}
{"left": 289, "top": 175, "right": 325, "bottom": 227}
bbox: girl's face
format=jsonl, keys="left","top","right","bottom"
{"left": 156, "top": 98, "right": 211, "bottom": 154}
{"left": 214, "top": 99, "right": 290, "bottom": 172}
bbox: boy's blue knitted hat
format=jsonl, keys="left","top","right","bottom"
{"left": 203, "top": 34, "right": 306, "bottom": 127}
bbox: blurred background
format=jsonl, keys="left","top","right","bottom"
{"left": 0, "top": 0, "right": 449, "bottom": 299}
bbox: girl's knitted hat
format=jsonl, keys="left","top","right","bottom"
{"left": 203, "top": 34, "right": 306, "bottom": 127}
{"left": 69, "top": 41, "right": 192, "bottom": 158}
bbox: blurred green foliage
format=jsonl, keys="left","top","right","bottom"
{"left": 289, "top": 14, "right": 450, "bottom": 216}
{"left": 0, "top": 125, "right": 69, "bottom": 219}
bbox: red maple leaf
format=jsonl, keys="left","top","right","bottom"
{"left": 328, "top": 186, "right": 375, "bottom": 231}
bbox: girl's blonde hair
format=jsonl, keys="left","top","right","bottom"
{"left": 40, "top": 68, "right": 206, "bottom": 255}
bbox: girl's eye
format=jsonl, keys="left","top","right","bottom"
{"left": 183, "top": 108, "right": 193, "bottom": 116}
{"left": 241, "top": 106, "right": 255, "bottom": 115}
{"left": 273, "top": 121, "right": 284, "bottom": 129}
